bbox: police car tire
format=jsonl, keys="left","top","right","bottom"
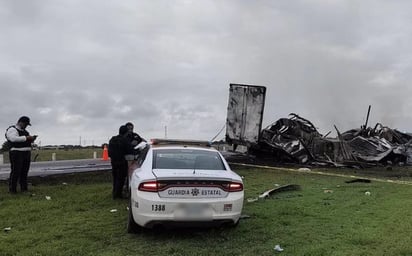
{"left": 127, "top": 200, "right": 141, "bottom": 234}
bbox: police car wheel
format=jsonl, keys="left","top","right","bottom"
{"left": 127, "top": 200, "right": 141, "bottom": 234}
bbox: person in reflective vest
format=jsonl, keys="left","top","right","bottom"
{"left": 5, "top": 116, "right": 37, "bottom": 193}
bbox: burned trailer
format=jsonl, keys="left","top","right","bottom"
{"left": 224, "top": 86, "right": 412, "bottom": 167}
{"left": 250, "top": 113, "right": 325, "bottom": 164}
{"left": 407, "top": 143, "right": 412, "bottom": 165}
{"left": 337, "top": 106, "right": 412, "bottom": 166}
{"left": 226, "top": 84, "right": 266, "bottom": 148}
{"left": 340, "top": 123, "right": 412, "bottom": 165}
{"left": 248, "top": 114, "right": 412, "bottom": 167}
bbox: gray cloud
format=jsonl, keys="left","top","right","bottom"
{"left": 1, "top": 0, "right": 411, "bottom": 146}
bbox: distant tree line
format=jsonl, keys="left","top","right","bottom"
{"left": 0, "top": 141, "right": 104, "bottom": 153}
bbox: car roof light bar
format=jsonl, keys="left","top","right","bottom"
{"left": 150, "top": 138, "right": 211, "bottom": 147}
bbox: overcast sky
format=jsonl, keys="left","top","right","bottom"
{"left": 1, "top": 0, "right": 411, "bottom": 146}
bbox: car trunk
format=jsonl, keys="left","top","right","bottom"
{"left": 152, "top": 169, "right": 234, "bottom": 198}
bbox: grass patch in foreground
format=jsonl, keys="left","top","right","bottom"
{"left": 0, "top": 168, "right": 411, "bottom": 256}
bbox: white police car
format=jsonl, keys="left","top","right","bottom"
{"left": 127, "top": 139, "right": 244, "bottom": 233}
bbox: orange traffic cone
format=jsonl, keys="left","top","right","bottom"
{"left": 102, "top": 144, "right": 109, "bottom": 161}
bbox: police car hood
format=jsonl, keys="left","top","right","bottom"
{"left": 152, "top": 169, "right": 240, "bottom": 182}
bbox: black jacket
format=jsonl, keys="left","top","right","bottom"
{"left": 108, "top": 135, "right": 133, "bottom": 162}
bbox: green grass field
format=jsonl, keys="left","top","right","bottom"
{"left": 1, "top": 166, "right": 411, "bottom": 256}
{"left": 1, "top": 148, "right": 103, "bottom": 163}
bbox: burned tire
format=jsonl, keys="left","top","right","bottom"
{"left": 127, "top": 200, "right": 141, "bottom": 234}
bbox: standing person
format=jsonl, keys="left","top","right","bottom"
{"left": 124, "top": 122, "right": 146, "bottom": 194}
{"left": 125, "top": 122, "right": 146, "bottom": 148}
{"left": 5, "top": 116, "right": 37, "bottom": 193}
{"left": 108, "top": 125, "right": 133, "bottom": 199}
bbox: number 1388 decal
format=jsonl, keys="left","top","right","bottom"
{"left": 152, "top": 204, "right": 165, "bottom": 211}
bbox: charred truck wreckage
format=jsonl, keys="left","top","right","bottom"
{"left": 225, "top": 84, "right": 412, "bottom": 168}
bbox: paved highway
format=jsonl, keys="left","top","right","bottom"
{"left": 0, "top": 159, "right": 112, "bottom": 180}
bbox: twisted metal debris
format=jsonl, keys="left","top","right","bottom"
{"left": 250, "top": 113, "right": 412, "bottom": 167}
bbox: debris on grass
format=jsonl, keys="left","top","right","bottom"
{"left": 4, "top": 227, "right": 11, "bottom": 232}
{"left": 247, "top": 184, "right": 301, "bottom": 203}
{"left": 62, "top": 182, "right": 68, "bottom": 185}
{"left": 274, "top": 244, "right": 284, "bottom": 252}
{"left": 345, "top": 178, "right": 371, "bottom": 183}
{"left": 259, "top": 184, "right": 301, "bottom": 199}
{"left": 247, "top": 198, "right": 259, "bottom": 203}
{"left": 110, "top": 209, "right": 118, "bottom": 213}
{"left": 45, "top": 196, "right": 51, "bottom": 200}
{"left": 240, "top": 214, "right": 251, "bottom": 219}
{"left": 365, "top": 191, "right": 371, "bottom": 196}
{"left": 323, "top": 189, "right": 333, "bottom": 193}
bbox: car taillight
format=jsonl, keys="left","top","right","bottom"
{"left": 138, "top": 181, "right": 166, "bottom": 192}
{"left": 227, "top": 182, "right": 243, "bottom": 192}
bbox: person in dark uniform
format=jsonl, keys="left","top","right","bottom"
{"left": 5, "top": 116, "right": 37, "bottom": 193}
{"left": 108, "top": 125, "right": 133, "bottom": 199}
{"left": 124, "top": 122, "right": 146, "bottom": 194}
{"left": 125, "top": 122, "right": 146, "bottom": 149}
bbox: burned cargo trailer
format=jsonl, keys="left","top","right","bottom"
{"left": 226, "top": 84, "right": 266, "bottom": 148}
{"left": 224, "top": 85, "right": 411, "bottom": 167}
{"left": 250, "top": 114, "right": 412, "bottom": 167}
{"left": 252, "top": 113, "right": 323, "bottom": 164}
{"left": 339, "top": 123, "right": 412, "bottom": 165}
{"left": 248, "top": 113, "right": 344, "bottom": 166}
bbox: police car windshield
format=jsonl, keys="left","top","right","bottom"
{"left": 153, "top": 149, "right": 226, "bottom": 170}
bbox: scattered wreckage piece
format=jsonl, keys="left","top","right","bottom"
{"left": 345, "top": 178, "right": 371, "bottom": 183}
{"left": 247, "top": 198, "right": 259, "bottom": 203}
{"left": 247, "top": 184, "right": 301, "bottom": 203}
{"left": 258, "top": 184, "right": 301, "bottom": 199}
{"left": 239, "top": 214, "right": 251, "bottom": 219}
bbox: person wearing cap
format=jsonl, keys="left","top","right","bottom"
{"left": 108, "top": 125, "right": 133, "bottom": 199}
{"left": 5, "top": 116, "right": 37, "bottom": 193}
{"left": 125, "top": 122, "right": 146, "bottom": 148}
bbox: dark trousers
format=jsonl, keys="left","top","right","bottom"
{"left": 111, "top": 160, "right": 128, "bottom": 199}
{"left": 9, "top": 150, "right": 31, "bottom": 192}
